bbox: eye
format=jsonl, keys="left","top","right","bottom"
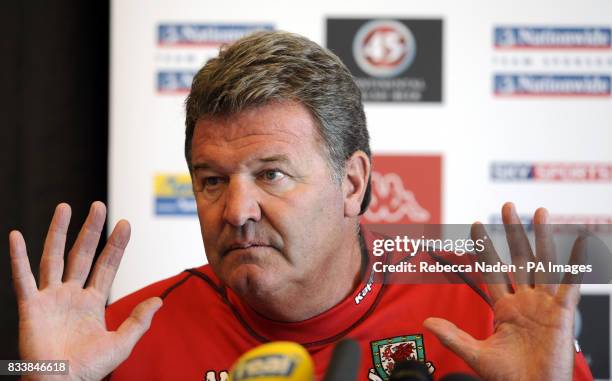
{"left": 202, "top": 176, "right": 225, "bottom": 189}
{"left": 259, "top": 169, "right": 285, "bottom": 182}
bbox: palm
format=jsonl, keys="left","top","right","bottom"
{"left": 474, "top": 290, "right": 574, "bottom": 380}
{"left": 20, "top": 286, "right": 106, "bottom": 374}
{"left": 425, "top": 203, "right": 582, "bottom": 381}
{"left": 9, "top": 203, "right": 161, "bottom": 381}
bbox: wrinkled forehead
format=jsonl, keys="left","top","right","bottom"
{"left": 190, "top": 101, "right": 329, "bottom": 167}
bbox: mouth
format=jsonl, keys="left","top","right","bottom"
{"left": 223, "top": 243, "right": 273, "bottom": 257}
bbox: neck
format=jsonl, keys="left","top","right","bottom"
{"left": 241, "top": 230, "right": 364, "bottom": 322}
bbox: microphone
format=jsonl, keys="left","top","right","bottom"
{"left": 322, "top": 339, "right": 361, "bottom": 381}
{"left": 389, "top": 361, "right": 480, "bottom": 381}
{"left": 229, "top": 341, "right": 314, "bottom": 381}
{"left": 389, "top": 361, "right": 432, "bottom": 381}
{"left": 439, "top": 375, "right": 480, "bottom": 381}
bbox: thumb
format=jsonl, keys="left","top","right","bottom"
{"left": 423, "top": 317, "right": 481, "bottom": 368}
{"left": 113, "top": 297, "right": 163, "bottom": 361}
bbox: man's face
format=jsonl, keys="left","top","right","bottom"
{"left": 190, "top": 101, "right": 347, "bottom": 299}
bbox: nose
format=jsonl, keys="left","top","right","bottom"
{"left": 222, "top": 177, "right": 262, "bottom": 227}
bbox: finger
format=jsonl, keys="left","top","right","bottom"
{"left": 87, "top": 220, "right": 131, "bottom": 298}
{"left": 64, "top": 202, "right": 106, "bottom": 286}
{"left": 556, "top": 235, "right": 587, "bottom": 309}
{"left": 9, "top": 231, "right": 38, "bottom": 302}
{"left": 470, "top": 222, "right": 512, "bottom": 304}
{"left": 502, "top": 202, "right": 534, "bottom": 289}
{"left": 39, "top": 203, "right": 71, "bottom": 288}
{"left": 113, "top": 297, "right": 163, "bottom": 362}
{"left": 533, "top": 208, "right": 559, "bottom": 293}
{"left": 423, "top": 317, "right": 481, "bottom": 369}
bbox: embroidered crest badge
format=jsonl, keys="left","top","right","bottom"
{"left": 369, "top": 335, "right": 434, "bottom": 380}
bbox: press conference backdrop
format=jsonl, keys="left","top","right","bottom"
{"left": 110, "top": 0, "right": 612, "bottom": 377}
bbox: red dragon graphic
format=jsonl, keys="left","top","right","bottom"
{"left": 382, "top": 342, "right": 416, "bottom": 373}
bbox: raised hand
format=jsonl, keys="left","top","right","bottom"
{"left": 424, "top": 202, "right": 583, "bottom": 381}
{"left": 9, "top": 202, "right": 162, "bottom": 381}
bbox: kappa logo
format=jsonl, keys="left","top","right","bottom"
{"left": 365, "top": 171, "right": 430, "bottom": 223}
{"left": 354, "top": 270, "right": 375, "bottom": 305}
{"left": 353, "top": 20, "right": 417, "bottom": 78}
{"left": 368, "top": 335, "right": 435, "bottom": 381}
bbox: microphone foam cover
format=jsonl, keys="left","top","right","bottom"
{"left": 229, "top": 341, "right": 314, "bottom": 381}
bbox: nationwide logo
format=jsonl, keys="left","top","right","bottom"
{"left": 362, "top": 155, "right": 441, "bottom": 224}
{"left": 490, "top": 162, "right": 612, "bottom": 182}
{"left": 494, "top": 74, "right": 611, "bottom": 96}
{"left": 154, "top": 173, "right": 196, "bottom": 216}
{"left": 494, "top": 27, "right": 612, "bottom": 49}
{"left": 353, "top": 20, "right": 417, "bottom": 78}
{"left": 157, "top": 71, "right": 195, "bottom": 94}
{"left": 158, "top": 24, "right": 274, "bottom": 47}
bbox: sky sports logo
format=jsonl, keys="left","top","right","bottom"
{"left": 158, "top": 24, "right": 274, "bottom": 46}
{"left": 494, "top": 74, "right": 611, "bottom": 96}
{"left": 491, "top": 162, "right": 612, "bottom": 182}
{"left": 494, "top": 27, "right": 612, "bottom": 49}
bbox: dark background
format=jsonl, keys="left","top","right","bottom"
{"left": 0, "top": 0, "right": 109, "bottom": 364}
{"left": 578, "top": 294, "right": 611, "bottom": 378}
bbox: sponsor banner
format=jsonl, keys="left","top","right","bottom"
{"left": 488, "top": 214, "right": 612, "bottom": 233}
{"left": 158, "top": 24, "right": 274, "bottom": 47}
{"left": 154, "top": 173, "right": 196, "bottom": 216}
{"left": 490, "top": 162, "right": 612, "bottom": 182}
{"left": 327, "top": 18, "right": 442, "bottom": 102}
{"left": 362, "top": 155, "right": 441, "bottom": 224}
{"left": 155, "top": 23, "right": 275, "bottom": 96}
{"left": 491, "top": 25, "right": 612, "bottom": 99}
{"left": 156, "top": 70, "right": 196, "bottom": 93}
{"left": 494, "top": 27, "right": 612, "bottom": 49}
{"left": 493, "top": 74, "right": 611, "bottom": 96}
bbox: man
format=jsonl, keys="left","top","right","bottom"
{"left": 9, "top": 31, "right": 592, "bottom": 380}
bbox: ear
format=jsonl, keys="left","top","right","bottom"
{"left": 342, "top": 150, "right": 371, "bottom": 217}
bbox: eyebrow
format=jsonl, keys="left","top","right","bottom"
{"left": 258, "top": 154, "right": 291, "bottom": 164}
{"left": 192, "top": 154, "right": 292, "bottom": 171}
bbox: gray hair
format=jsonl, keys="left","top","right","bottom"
{"left": 184, "top": 30, "right": 371, "bottom": 214}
